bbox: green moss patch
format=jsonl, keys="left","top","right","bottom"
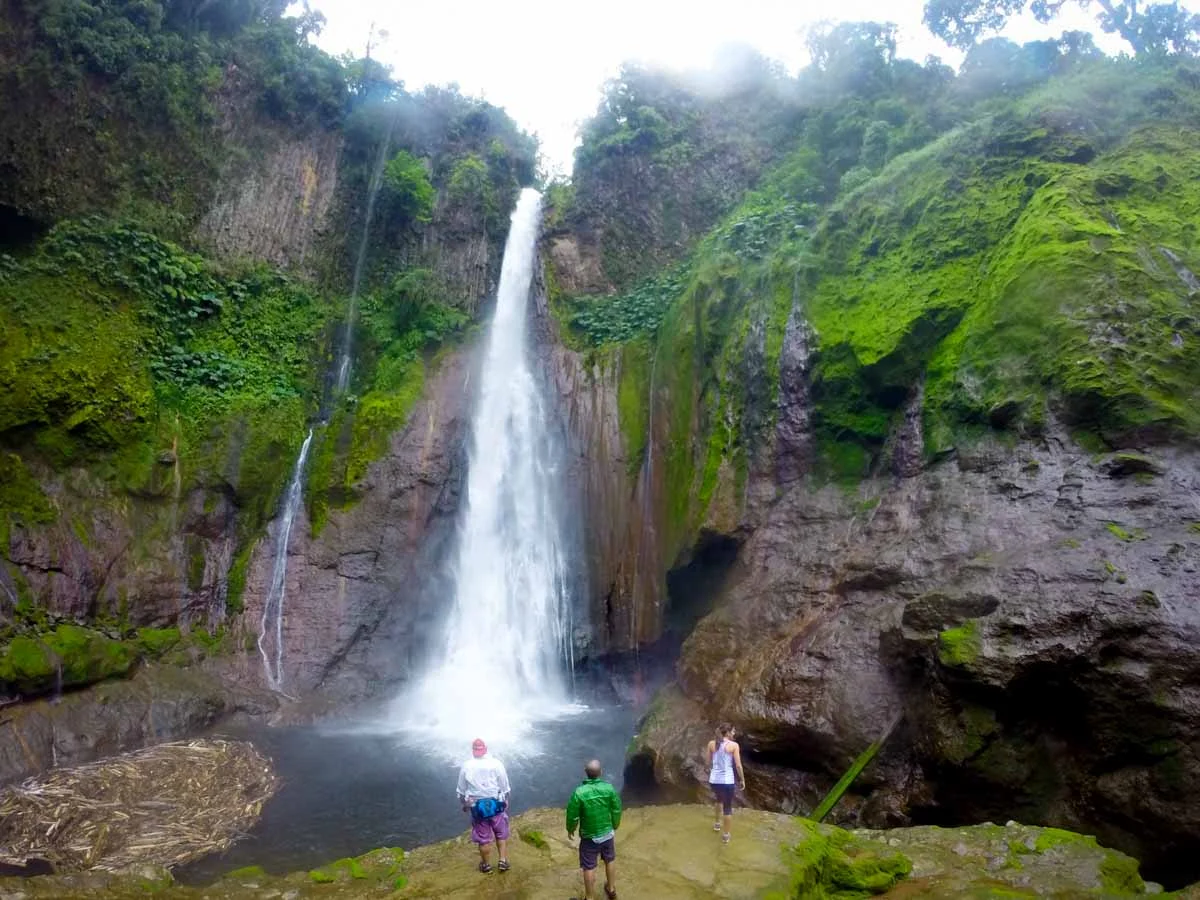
{"left": 347, "top": 355, "right": 425, "bottom": 486}
{"left": 305, "top": 848, "right": 404, "bottom": 887}
{"left": 1105, "top": 522, "right": 1147, "bottom": 542}
{"left": 134, "top": 627, "right": 182, "bottom": 657}
{"left": 924, "top": 126, "right": 1200, "bottom": 450}
{"left": 1030, "top": 828, "right": 1145, "bottom": 894}
{"left": 938, "top": 620, "right": 983, "bottom": 668}
{"left": 0, "top": 452, "right": 56, "bottom": 550}
{"left": 767, "top": 819, "right": 911, "bottom": 899}
{"left": 519, "top": 828, "right": 549, "bottom": 850}
{"left": 0, "top": 624, "right": 136, "bottom": 695}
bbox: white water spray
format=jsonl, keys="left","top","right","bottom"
{"left": 389, "top": 189, "right": 577, "bottom": 755}
{"left": 257, "top": 427, "right": 313, "bottom": 690}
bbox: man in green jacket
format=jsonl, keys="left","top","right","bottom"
{"left": 566, "top": 758, "right": 621, "bottom": 900}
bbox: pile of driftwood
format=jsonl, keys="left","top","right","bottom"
{"left": 0, "top": 739, "right": 278, "bottom": 872}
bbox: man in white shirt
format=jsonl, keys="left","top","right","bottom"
{"left": 456, "top": 737, "right": 512, "bottom": 873}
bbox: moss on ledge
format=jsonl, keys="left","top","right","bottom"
{"left": 0, "top": 625, "right": 136, "bottom": 695}
{"left": 0, "top": 623, "right": 231, "bottom": 698}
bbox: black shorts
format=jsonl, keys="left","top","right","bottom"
{"left": 579, "top": 835, "right": 616, "bottom": 870}
{"left": 712, "top": 782, "right": 736, "bottom": 815}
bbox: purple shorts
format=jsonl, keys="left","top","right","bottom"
{"left": 470, "top": 811, "right": 510, "bottom": 844}
{"left": 579, "top": 835, "right": 615, "bottom": 870}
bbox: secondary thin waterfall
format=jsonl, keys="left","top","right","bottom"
{"left": 257, "top": 427, "right": 313, "bottom": 690}
{"left": 256, "top": 130, "right": 391, "bottom": 690}
{"left": 393, "top": 188, "right": 576, "bottom": 753}
{"left": 336, "top": 131, "right": 393, "bottom": 394}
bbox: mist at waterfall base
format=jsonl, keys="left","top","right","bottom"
{"left": 177, "top": 701, "right": 641, "bottom": 882}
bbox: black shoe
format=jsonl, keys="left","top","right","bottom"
{"left": 478, "top": 861, "right": 493, "bottom": 874}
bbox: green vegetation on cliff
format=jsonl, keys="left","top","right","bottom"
{"left": 0, "top": 0, "right": 343, "bottom": 233}
{"left": 556, "top": 40, "right": 1200, "bottom": 561}
{"left": 0, "top": 218, "right": 327, "bottom": 488}
{"left": 0, "top": 217, "right": 326, "bottom": 634}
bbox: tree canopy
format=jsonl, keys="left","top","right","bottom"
{"left": 924, "top": 0, "right": 1200, "bottom": 54}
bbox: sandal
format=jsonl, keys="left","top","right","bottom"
{"left": 478, "top": 861, "right": 493, "bottom": 874}
{"left": 605, "top": 886, "right": 618, "bottom": 899}
{"left": 498, "top": 858, "right": 510, "bottom": 872}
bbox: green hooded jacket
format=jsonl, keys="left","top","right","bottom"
{"left": 566, "top": 777, "right": 622, "bottom": 840}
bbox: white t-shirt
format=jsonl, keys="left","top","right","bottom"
{"left": 457, "top": 755, "right": 512, "bottom": 804}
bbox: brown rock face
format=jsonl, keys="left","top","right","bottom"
{"left": 423, "top": 191, "right": 495, "bottom": 314}
{"left": 3, "top": 471, "right": 241, "bottom": 631}
{"left": 195, "top": 129, "right": 341, "bottom": 273}
{"left": 630, "top": 430, "right": 1200, "bottom": 882}
{"left": 533, "top": 262, "right": 666, "bottom": 656}
{"left": 236, "top": 347, "right": 475, "bottom": 698}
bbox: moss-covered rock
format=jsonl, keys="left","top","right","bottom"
{"left": 938, "top": 619, "right": 983, "bottom": 667}
{"left": 574, "top": 65, "right": 1200, "bottom": 577}
{"left": 0, "top": 452, "right": 57, "bottom": 550}
{"left": 766, "top": 818, "right": 912, "bottom": 899}
{"left": 0, "top": 624, "right": 136, "bottom": 695}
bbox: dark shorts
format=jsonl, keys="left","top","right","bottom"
{"left": 469, "top": 810, "right": 510, "bottom": 844}
{"left": 578, "top": 836, "right": 616, "bottom": 870}
{"left": 712, "top": 782, "right": 736, "bottom": 815}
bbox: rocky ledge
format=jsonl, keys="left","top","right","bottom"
{"left": 0, "top": 804, "right": 1190, "bottom": 899}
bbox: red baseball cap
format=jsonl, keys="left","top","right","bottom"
{"left": 472, "top": 738, "right": 487, "bottom": 757}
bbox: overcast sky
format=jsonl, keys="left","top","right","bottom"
{"left": 306, "top": 0, "right": 1180, "bottom": 174}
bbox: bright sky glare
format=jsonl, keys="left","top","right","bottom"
{"left": 306, "top": 0, "right": 1183, "bottom": 175}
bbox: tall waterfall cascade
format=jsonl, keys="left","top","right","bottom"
{"left": 390, "top": 188, "right": 578, "bottom": 755}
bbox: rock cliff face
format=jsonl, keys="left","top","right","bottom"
{"left": 535, "top": 287, "right": 666, "bottom": 655}
{"left": 0, "top": 662, "right": 275, "bottom": 785}
{"left": 626, "top": 421, "right": 1200, "bottom": 881}
{"left": 1, "top": 432, "right": 296, "bottom": 635}
{"left": 195, "top": 128, "right": 341, "bottom": 273}
{"left": 233, "top": 346, "right": 475, "bottom": 698}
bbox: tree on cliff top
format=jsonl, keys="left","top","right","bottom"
{"left": 924, "top": 0, "right": 1200, "bottom": 54}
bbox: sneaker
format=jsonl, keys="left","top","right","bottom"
{"left": 605, "top": 886, "right": 618, "bottom": 900}
{"left": 722, "top": 832, "right": 731, "bottom": 844}
{"left": 478, "top": 861, "right": 493, "bottom": 874}
{"left": 498, "top": 858, "right": 510, "bottom": 872}
{"left": 713, "top": 822, "right": 722, "bottom": 832}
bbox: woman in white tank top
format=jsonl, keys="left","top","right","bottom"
{"left": 706, "top": 723, "right": 745, "bottom": 843}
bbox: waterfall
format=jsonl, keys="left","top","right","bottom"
{"left": 256, "top": 127, "right": 392, "bottom": 690}
{"left": 335, "top": 127, "right": 393, "bottom": 395}
{"left": 390, "top": 188, "right": 577, "bottom": 754}
{"left": 257, "top": 427, "right": 313, "bottom": 691}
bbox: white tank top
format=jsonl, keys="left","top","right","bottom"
{"left": 709, "top": 738, "right": 735, "bottom": 785}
